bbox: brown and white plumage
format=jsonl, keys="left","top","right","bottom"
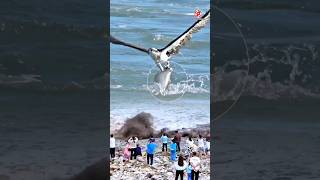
{"left": 159, "top": 9, "right": 210, "bottom": 59}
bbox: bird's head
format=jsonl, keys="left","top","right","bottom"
{"left": 148, "top": 48, "right": 161, "bottom": 61}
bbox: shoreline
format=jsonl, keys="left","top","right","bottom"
{"left": 111, "top": 114, "right": 210, "bottom": 139}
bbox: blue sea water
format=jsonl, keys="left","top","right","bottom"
{"left": 110, "top": 0, "right": 210, "bottom": 130}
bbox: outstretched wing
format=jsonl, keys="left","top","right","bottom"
{"left": 159, "top": 9, "right": 210, "bottom": 58}
{"left": 110, "top": 35, "right": 149, "bottom": 54}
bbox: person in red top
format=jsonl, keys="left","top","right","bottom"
{"left": 174, "top": 131, "right": 181, "bottom": 152}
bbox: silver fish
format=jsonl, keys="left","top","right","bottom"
{"left": 154, "top": 68, "right": 173, "bottom": 92}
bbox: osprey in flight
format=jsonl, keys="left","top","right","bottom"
{"left": 110, "top": 9, "right": 210, "bottom": 72}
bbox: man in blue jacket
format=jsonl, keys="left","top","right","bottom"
{"left": 146, "top": 138, "right": 157, "bottom": 165}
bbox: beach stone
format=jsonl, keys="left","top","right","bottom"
{"left": 166, "top": 172, "right": 173, "bottom": 176}
{"left": 152, "top": 175, "right": 161, "bottom": 179}
{"left": 154, "top": 157, "right": 160, "bottom": 162}
{"left": 137, "top": 156, "right": 144, "bottom": 162}
{"left": 110, "top": 165, "right": 120, "bottom": 170}
{"left": 145, "top": 173, "right": 153, "bottom": 178}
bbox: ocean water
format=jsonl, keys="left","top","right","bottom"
{"left": 0, "top": 1, "right": 107, "bottom": 178}
{"left": 212, "top": 2, "right": 320, "bottom": 119}
{"left": 214, "top": 2, "right": 320, "bottom": 179}
{"left": 0, "top": 0, "right": 106, "bottom": 90}
{"left": 110, "top": 0, "right": 210, "bottom": 130}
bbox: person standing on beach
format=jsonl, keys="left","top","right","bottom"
{"left": 110, "top": 134, "right": 116, "bottom": 158}
{"left": 161, "top": 133, "right": 168, "bottom": 152}
{"left": 135, "top": 144, "right": 142, "bottom": 157}
{"left": 128, "top": 136, "right": 138, "bottom": 160}
{"left": 186, "top": 136, "right": 195, "bottom": 156}
{"left": 123, "top": 143, "right": 131, "bottom": 161}
{"left": 187, "top": 162, "right": 192, "bottom": 180}
{"left": 204, "top": 138, "right": 210, "bottom": 155}
{"left": 174, "top": 131, "right": 181, "bottom": 152}
{"left": 197, "top": 135, "right": 205, "bottom": 153}
{"left": 190, "top": 152, "right": 201, "bottom": 180}
{"left": 146, "top": 138, "right": 157, "bottom": 165}
{"left": 174, "top": 155, "right": 188, "bottom": 180}
{"left": 170, "top": 139, "right": 177, "bottom": 161}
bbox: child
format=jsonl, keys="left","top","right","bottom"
{"left": 161, "top": 133, "right": 168, "bottom": 152}
{"left": 135, "top": 144, "right": 142, "bottom": 156}
{"left": 123, "top": 144, "right": 131, "bottom": 161}
{"left": 170, "top": 138, "right": 177, "bottom": 161}
{"left": 187, "top": 162, "right": 192, "bottom": 180}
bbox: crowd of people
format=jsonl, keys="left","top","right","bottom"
{"left": 110, "top": 131, "right": 210, "bottom": 180}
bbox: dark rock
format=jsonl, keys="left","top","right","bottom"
{"left": 70, "top": 157, "right": 107, "bottom": 180}
{"left": 116, "top": 112, "right": 155, "bottom": 139}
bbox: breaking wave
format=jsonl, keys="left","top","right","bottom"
{"left": 214, "top": 43, "right": 320, "bottom": 101}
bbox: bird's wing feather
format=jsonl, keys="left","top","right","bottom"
{"left": 159, "top": 9, "right": 210, "bottom": 57}
{"left": 110, "top": 35, "right": 149, "bottom": 54}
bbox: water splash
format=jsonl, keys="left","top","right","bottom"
{"left": 214, "top": 43, "right": 320, "bottom": 101}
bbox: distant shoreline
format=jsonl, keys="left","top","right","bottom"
{"left": 112, "top": 123, "right": 210, "bottom": 139}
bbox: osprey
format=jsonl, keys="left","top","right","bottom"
{"left": 110, "top": 9, "right": 210, "bottom": 91}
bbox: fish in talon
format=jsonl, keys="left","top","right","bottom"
{"left": 154, "top": 68, "right": 173, "bottom": 92}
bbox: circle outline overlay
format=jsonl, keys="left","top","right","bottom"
{"left": 147, "top": 61, "right": 188, "bottom": 102}
{"left": 212, "top": 6, "right": 250, "bottom": 122}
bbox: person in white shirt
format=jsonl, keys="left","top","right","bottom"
{"left": 186, "top": 136, "right": 194, "bottom": 147}
{"left": 197, "top": 135, "right": 205, "bottom": 153}
{"left": 110, "top": 134, "right": 116, "bottom": 158}
{"left": 174, "top": 154, "right": 188, "bottom": 180}
{"left": 128, "top": 136, "right": 138, "bottom": 160}
{"left": 186, "top": 136, "right": 195, "bottom": 156}
{"left": 189, "top": 152, "right": 201, "bottom": 180}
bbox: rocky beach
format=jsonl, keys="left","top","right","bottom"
{"left": 110, "top": 138, "right": 210, "bottom": 180}
{"left": 109, "top": 112, "right": 211, "bottom": 180}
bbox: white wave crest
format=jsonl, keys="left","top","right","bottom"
{"left": 110, "top": 84, "right": 123, "bottom": 89}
